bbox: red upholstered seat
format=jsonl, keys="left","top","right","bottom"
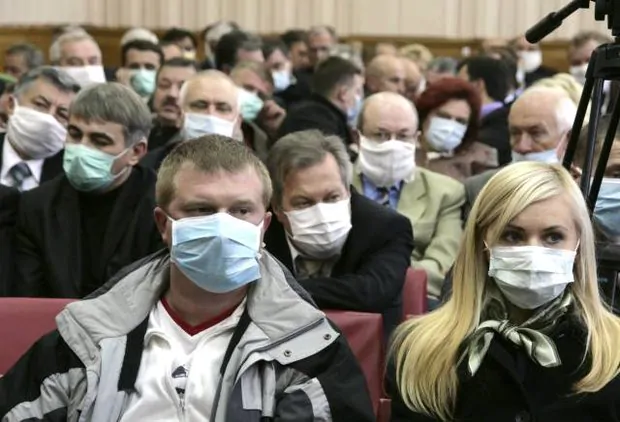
{"left": 402, "top": 268, "right": 428, "bottom": 318}
{"left": 0, "top": 298, "right": 74, "bottom": 374}
{"left": 325, "top": 310, "right": 386, "bottom": 419}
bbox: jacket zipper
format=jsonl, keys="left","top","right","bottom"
{"left": 179, "top": 392, "right": 186, "bottom": 421}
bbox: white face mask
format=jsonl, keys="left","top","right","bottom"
{"left": 488, "top": 245, "right": 576, "bottom": 309}
{"left": 60, "top": 65, "right": 106, "bottom": 87}
{"left": 569, "top": 63, "right": 588, "bottom": 85}
{"left": 358, "top": 136, "right": 416, "bottom": 187}
{"left": 511, "top": 149, "right": 559, "bottom": 164}
{"left": 285, "top": 198, "right": 352, "bottom": 260}
{"left": 272, "top": 69, "right": 292, "bottom": 92}
{"left": 519, "top": 50, "right": 543, "bottom": 73}
{"left": 181, "top": 113, "right": 236, "bottom": 140}
{"left": 425, "top": 116, "right": 467, "bottom": 153}
{"left": 7, "top": 102, "right": 67, "bottom": 160}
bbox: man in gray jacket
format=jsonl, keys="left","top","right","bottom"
{"left": 0, "top": 135, "right": 375, "bottom": 422}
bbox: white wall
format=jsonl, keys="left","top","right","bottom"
{"left": 0, "top": 0, "right": 609, "bottom": 40}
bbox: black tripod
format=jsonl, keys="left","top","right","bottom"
{"left": 527, "top": 0, "right": 620, "bottom": 311}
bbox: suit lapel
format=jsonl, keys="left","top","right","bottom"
{"left": 263, "top": 213, "right": 295, "bottom": 273}
{"left": 41, "top": 150, "right": 64, "bottom": 183}
{"left": 54, "top": 177, "right": 83, "bottom": 291}
{"left": 396, "top": 170, "right": 427, "bottom": 224}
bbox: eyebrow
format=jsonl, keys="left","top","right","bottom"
{"left": 505, "top": 223, "right": 569, "bottom": 231}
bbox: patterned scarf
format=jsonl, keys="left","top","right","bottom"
{"left": 460, "top": 289, "right": 573, "bottom": 376}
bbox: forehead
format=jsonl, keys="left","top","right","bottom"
{"left": 309, "top": 32, "right": 332, "bottom": 45}
{"left": 363, "top": 101, "right": 417, "bottom": 132}
{"left": 69, "top": 115, "right": 125, "bottom": 138}
{"left": 184, "top": 77, "right": 237, "bottom": 104}
{"left": 126, "top": 49, "right": 160, "bottom": 63}
{"left": 159, "top": 65, "right": 196, "bottom": 82}
{"left": 172, "top": 164, "right": 264, "bottom": 206}
{"left": 232, "top": 68, "right": 265, "bottom": 86}
{"left": 62, "top": 39, "right": 100, "bottom": 57}
{"left": 284, "top": 154, "right": 343, "bottom": 192}
{"left": 505, "top": 194, "right": 576, "bottom": 232}
{"left": 509, "top": 97, "right": 556, "bottom": 127}
{"left": 20, "top": 78, "right": 75, "bottom": 103}
{"left": 267, "top": 49, "right": 287, "bottom": 63}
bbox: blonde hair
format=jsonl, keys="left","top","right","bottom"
{"left": 399, "top": 43, "right": 433, "bottom": 70}
{"left": 390, "top": 162, "right": 620, "bottom": 421}
{"left": 534, "top": 73, "right": 591, "bottom": 125}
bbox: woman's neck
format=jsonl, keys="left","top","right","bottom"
{"left": 506, "top": 302, "right": 536, "bottom": 325}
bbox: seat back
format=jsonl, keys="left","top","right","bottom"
{"left": 325, "top": 310, "right": 384, "bottom": 416}
{"left": 402, "top": 268, "right": 428, "bottom": 318}
{"left": 0, "top": 298, "right": 74, "bottom": 374}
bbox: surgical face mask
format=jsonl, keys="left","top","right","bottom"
{"left": 425, "top": 116, "right": 467, "bottom": 152}
{"left": 512, "top": 149, "right": 559, "bottom": 164}
{"left": 347, "top": 94, "right": 363, "bottom": 126}
{"left": 7, "top": 102, "right": 67, "bottom": 160}
{"left": 569, "top": 63, "right": 588, "bottom": 85}
{"left": 593, "top": 178, "right": 620, "bottom": 242}
{"left": 285, "top": 198, "right": 352, "bottom": 260}
{"left": 272, "top": 69, "right": 292, "bottom": 92}
{"left": 238, "top": 88, "right": 264, "bottom": 121}
{"left": 489, "top": 245, "right": 576, "bottom": 309}
{"left": 516, "top": 68, "right": 526, "bottom": 86}
{"left": 63, "top": 143, "right": 130, "bottom": 192}
{"left": 60, "top": 65, "right": 106, "bottom": 87}
{"left": 129, "top": 68, "right": 156, "bottom": 97}
{"left": 359, "top": 136, "right": 416, "bottom": 187}
{"left": 519, "top": 50, "right": 543, "bottom": 73}
{"left": 170, "top": 212, "right": 262, "bottom": 293}
{"left": 181, "top": 113, "right": 236, "bottom": 140}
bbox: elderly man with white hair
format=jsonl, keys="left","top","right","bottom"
{"left": 141, "top": 70, "right": 242, "bottom": 171}
{"left": 354, "top": 92, "right": 465, "bottom": 307}
{"left": 49, "top": 31, "right": 107, "bottom": 87}
{"left": 463, "top": 85, "right": 578, "bottom": 218}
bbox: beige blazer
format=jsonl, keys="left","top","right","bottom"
{"left": 353, "top": 167, "right": 465, "bottom": 298}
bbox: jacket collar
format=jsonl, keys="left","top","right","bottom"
{"left": 56, "top": 250, "right": 333, "bottom": 367}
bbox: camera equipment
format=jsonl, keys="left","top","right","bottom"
{"left": 527, "top": 0, "right": 620, "bottom": 311}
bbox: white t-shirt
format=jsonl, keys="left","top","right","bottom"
{"left": 120, "top": 298, "right": 246, "bottom": 422}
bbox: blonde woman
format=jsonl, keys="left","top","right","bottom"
{"left": 388, "top": 162, "right": 620, "bottom": 421}
{"left": 533, "top": 73, "right": 591, "bottom": 124}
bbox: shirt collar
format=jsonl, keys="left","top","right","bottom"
{"left": 361, "top": 173, "right": 403, "bottom": 192}
{"left": 1, "top": 137, "right": 44, "bottom": 183}
{"left": 480, "top": 101, "right": 504, "bottom": 119}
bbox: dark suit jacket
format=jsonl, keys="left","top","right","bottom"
{"left": 276, "top": 67, "right": 314, "bottom": 109}
{"left": 12, "top": 166, "right": 163, "bottom": 298}
{"left": 264, "top": 191, "right": 414, "bottom": 337}
{"left": 0, "top": 135, "right": 64, "bottom": 185}
{"left": 277, "top": 94, "right": 354, "bottom": 147}
{"left": 478, "top": 105, "right": 512, "bottom": 167}
{"left": 0, "top": 185, "right": 19, "bottom": 296}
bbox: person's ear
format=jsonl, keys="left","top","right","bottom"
{"left": 127, "top": 140, "right": 147, "bottom": 165}
{"left": 153, "top": 206, "right": 172, "bottom": 247}
{"left": 260, "top": 211, "right": 272, "bottom": 247}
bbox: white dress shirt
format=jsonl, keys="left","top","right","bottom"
{"left": 0, "top": 138, "right": 44, "bottom": 191}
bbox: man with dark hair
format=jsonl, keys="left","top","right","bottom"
{"left": 215, "top": 30, "right": 264, "bottom": 73}
{"left": 3, "top": 43, "right": 44, "bottom": 79}
{"left": 160, "top": 27, "right": 198, "bottom": 61}
{"left": 200, "top": 20, "right": 240, "bottom": 69}
{"left": 117, "top": 40, "right": 164, "bottom": 99}
{"left": 277, "top": 56, "right": 363, "bottom": 156}
{"left": 280, "top": 29, "right": 309, "bottom": 71}
{"left": 12, "top": 83, "right": 161, "bottom": 299}
{"left": 510, "top": 35, "right": 557, "bottom": 86}
{"left": 148, "top": 58, "right": 198, "bottom": 151}
{"left": 458, "top": 56, "right": 513, "bottom": 166}
{"left": 568, "top": 30, "right": 613, "bottom": 85}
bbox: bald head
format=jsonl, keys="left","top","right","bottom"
{"left": 509, "top": 86, "right": 577, "bottom": 156}
{"left": 401, "top": 57, "right": 423, "bottom": 101}
{"left": 358, "top": 92, "right": 419, "bottom": 140}
{"left": 179, "top": 70, "right": 240, "bottom": 122}
{"left": 366, "top": 54, "right": 406, "bottom": 95}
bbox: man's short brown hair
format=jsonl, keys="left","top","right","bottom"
{"left": 156, "top": 135, "right": 273, "bottom": 209}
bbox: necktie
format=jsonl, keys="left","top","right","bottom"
{"left": 8, "top": 162, "right": 32, "bottom": 191}
{"left": 377, "top": 187, "right": 391, "bottom": 207}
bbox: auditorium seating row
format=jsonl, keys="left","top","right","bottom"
{"left": 0, "top": 268, "right": 428, "bottom": 421}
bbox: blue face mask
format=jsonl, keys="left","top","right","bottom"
{"left": 272, "top": 69, "right": 292, "bottom": 92}
{"left": 511, "top": 148, "right": 559, "bottom": 164}
{"left": 347, "top": 94, "right": 363, "bottom": 126}
{"left": 63, "top": 143, "right": 130, "bottom": 192}
{"left": 594, "top": 178, "right": 620, "bottom": 242}
{"left": 238, "top": 88, "right": 264, "bottom": 121}
{"left": 170, "top": 212, "right": 263, "bottom": 293}
{"left": 130, "top": 68, "right": 157, "bottom": 97}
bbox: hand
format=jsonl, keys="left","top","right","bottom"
{"left": 258, "top": 100, "right": 286, "bottom": 135}
{"left": 115, "top": 68, "right": 132, "bottom": 86}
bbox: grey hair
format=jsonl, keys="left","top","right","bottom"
{"left": 266, "top": 129, "right": 352, "bottom": 208}
{"left": 5, "top": 43, "right": 44, "bottom": 71}
{"left": 308, "top": 25, "right": 338, "bottom": 42}
{"left": 14, "top": 66, "right": 81, "bottom": 99}
{"left": 49, "top": 31, "right": 100, "bottom": 64}
{"left": 69, "top": 82, "right": 152, "bottom": 147}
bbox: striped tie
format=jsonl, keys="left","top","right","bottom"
{"left": 8, "top": 162, "right": 31, "bottom": 191}
{"left": 377, "top": 187, "right": 391, "bottom": 207}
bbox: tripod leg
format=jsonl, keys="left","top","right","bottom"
{"left": 580, "top": 78, "right": 605, "bottom": 196}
